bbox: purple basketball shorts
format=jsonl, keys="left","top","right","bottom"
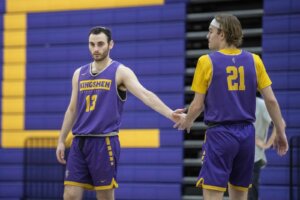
{"left": 64, "top": 135, "right": 120, "bottom": 190}
{"left": 196, "top": 123, "right": 255, "bottom": 192}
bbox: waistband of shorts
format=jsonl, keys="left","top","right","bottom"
{"left": 206, "top": 121, "right": 252, "bottom": 128}
{"left": 73, "top": 132, "right": 119, "bottom": 137}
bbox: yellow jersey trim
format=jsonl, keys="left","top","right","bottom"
{"left": 64, "top": 178, "right": 118, "bottom": 190}
{"left": 252, "top": 53, "right": 272, "bottom": 90}
{"left": 228, "top": 183, "right": 251, "bottom": 192}
{"left": 191, "top": 55, "right": 212, "bottom": 94}
{"left": 196, "top": 178, "right": 227, "bottom": 192}
{"left": 190, "top": 49, "right": 272, "bottom": 95}
{"left": 219, "top": 48, "right": 242, "bottom": 55}
{"left": 64, "top": 181, "right": 94, "bottom": 190}
{"left": 94, "top": 179, "right": 119, "bottom": 190}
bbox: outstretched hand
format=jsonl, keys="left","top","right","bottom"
{"left": 172, "top": 108, "right": 193, "bottom": 133}
{"left": 171, "top": 108, "right": 186, "bottom": 123}
{"left": 171, "top": 108, "right": 186, "bottom": 119}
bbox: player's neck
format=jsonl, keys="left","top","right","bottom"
{"left": 219, "top": 43, "right": 237, "bottom": 50}
{"left": 92, "top": 58, "right": 112, "bottom": 73}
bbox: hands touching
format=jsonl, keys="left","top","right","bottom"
{"left": 172, "top": 108, "right": 194, "bottom": 133}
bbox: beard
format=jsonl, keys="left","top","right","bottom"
{"left": 93, "top": 47, "right": 109, "bottom": 62}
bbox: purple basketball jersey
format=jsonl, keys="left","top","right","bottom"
{"left": 204, "top": 50, "right": 257, "bottom": 124}
{"left": 72, "top": 61, "right": 126, "bottom": 135}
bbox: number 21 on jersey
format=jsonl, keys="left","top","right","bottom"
{"left": 226, "top": 66, "right": 245, "bottom": 91}
{"left": 85, "top": 95, "right": 98, "bottom": 112}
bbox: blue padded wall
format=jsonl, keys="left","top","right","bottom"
{"left": 262, "top": 1, "right": 300, "bottom": 200}
{"left": 0, "top": 1, "right": 186, "bottom": 200}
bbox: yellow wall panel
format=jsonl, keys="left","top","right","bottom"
{"left": 3, "top": 64, "right": 26, "bottom": 80}
{"left": 1, "top": 114, "right": 24, "bottom": 130}
{"left": 119, "top": 129, "right": 160, "bottom": 148}
{"left": 6, "top": 0, "right": 164, "bottom": 13}
{"left": 2, "top": 129, "right": 160, "bottom": 148}
{"left": 2, "top": 98, "right": 24, "bottom": 113}
{"left": 2, "top": 130, "right": 58, "bottom": 148}
{"left": 4, "top": 48, "right": 26, "bottom": 64}
{"left": 4, "top": 14, "right": 26, "bottom": 30}
{"left": 4, "top": 30, "right": 26, "bottom": 47}
{"left": 2, "top": 80, "right": 25, "bottom": 97}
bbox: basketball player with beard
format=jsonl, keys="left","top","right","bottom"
{"left": 56, "top": 26, "right": 183, "bottom": 200}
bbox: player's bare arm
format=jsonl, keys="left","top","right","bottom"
{"left": 174, "top": 92, "right": 205, "bottom": 133}
{"left": 116, "top": 65, "right": 180, "bottom": 122}
{"left": 260, "top": 86, "right": 289, "bottom": 155}
{"left": 56, "top": 68, "right": 80, "bottom": 164}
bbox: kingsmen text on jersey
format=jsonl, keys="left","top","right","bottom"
{"left": 72, "top": 61, "right": 126, "bottom": 135}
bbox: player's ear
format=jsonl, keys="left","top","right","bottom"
{"left": 109, "top": 40, "right": 114, "bottom": 49}
{"left": 220, "top": 30, "right": 225, "bottom": 39}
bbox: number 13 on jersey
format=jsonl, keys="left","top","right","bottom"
{"left": 226, "top": 66, "right": 245, "bottom": 91}
{"left": 86, "top": 95, "right": 98, "bottom": 112}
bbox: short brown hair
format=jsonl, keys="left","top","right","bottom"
{"left": 215, "top": 14, "right": 243, "bottom": 47}
{"left": 89, "top": 26, "right": 112, "bottom": 42}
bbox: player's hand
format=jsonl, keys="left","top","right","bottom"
{"left": 174, "top": 120, "right": 193, "bottom": 133}
{"left": 56, "top": 142, "right": 66, "bottom": 164}
{"left": 172, "top": 109, "right": 193, "bottom": 133}
{"left": 171, "top": 108, "right": 186, "bottom": 123}
{"left": 273, "top": 131, "right": 289, "bottom": 156}
{"left": 174, "top": 108, "right": 187, "bottom": 114}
